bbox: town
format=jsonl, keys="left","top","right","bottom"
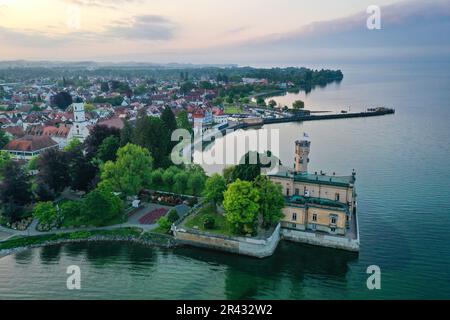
{"left": 0, "top": 63, "right": 360, "bottom": 257}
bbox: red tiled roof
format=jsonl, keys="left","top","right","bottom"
{"left": 4, "top": 135, "right": 58, "bottom": 152}
{"left": 4, "top": 126, "right": 25, "bottom": 138}
{"left": 98, "top": 117, "right": 124, "bottom": 130}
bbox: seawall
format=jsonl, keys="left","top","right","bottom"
{"left": 173, "top": 224, "right": 281, "bottom": 259}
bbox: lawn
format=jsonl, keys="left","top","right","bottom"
{"left": 224, "top": 105, "right": 244, "bottom": 115}
{"left": 184, "top": 204, "right": 234, "bottom": 236}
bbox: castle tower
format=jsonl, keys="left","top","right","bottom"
{"left": 294, "top": 139, "right": 311, "bottom": 174}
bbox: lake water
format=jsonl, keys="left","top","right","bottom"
{"left": 1, "top": 62, "right": 450, "bottom": 299}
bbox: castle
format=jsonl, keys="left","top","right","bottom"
{"left": 268, "top": 137, "right": 359, "bottom": 251}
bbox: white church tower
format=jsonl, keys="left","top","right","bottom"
{"left": 68, "top": 97, "right": 90, "bottom": 143}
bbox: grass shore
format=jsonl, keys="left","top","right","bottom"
{"left": 0, "top": 227, "right": 176, "bottom": 257}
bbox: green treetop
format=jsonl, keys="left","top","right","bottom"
{"left": 223, "top": 179, "right": 260, "bottom": 235}
{"left": 203, "top": 173, "right": 227, "bottom": 208}
{"left": 100, "top": 143, "right": 153, "bottom": 197}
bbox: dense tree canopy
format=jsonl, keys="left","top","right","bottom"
{"left": 97, "top": 136, "right": 120, "bottom": 163}
{"left": 292, "top": 100, "right": 305, "bottom": 110}
{"left": 0, "top": 161, "right": 32, "bottom": 221}
{"left": 133, "top": 114, "right": 170, "bottom": 168}
{"left": 51, "top": 91, "right": 73, "bottom": 110}
{"left": 82, "top": 186, "right": 123, "bottom": 226}
{"left": 254, "top": 176, "right": 285, "bottom": 228}
{"left": 37, "top": 149, "right": 70, "bottom": 194}
{"left": 203, "top": 173, "right": 227, "bottom": 207}
{"left": 84, "top": 124, "right": 121, "bottom": 159}
{"left": 100, "top": 143, "right": 153, "bottom": 196}
{"left": 223, "top": 179, "right": 260, "bottom": 235}
{"left": 33, "top": 201, "right": 58, "bottom": 226}
{"left": 176, "top": 110, "right": 192, "bottom": 133}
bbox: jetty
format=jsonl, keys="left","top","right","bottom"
{"left": 238, "top": 107, "right": 395, "bottom": 129}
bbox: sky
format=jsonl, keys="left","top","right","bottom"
{"left": 0, "top": 0, "right": 449, "bottom": 64}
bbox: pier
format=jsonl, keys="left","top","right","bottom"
{"left": 239, "top": 107, "right": 396, "bottom": 129}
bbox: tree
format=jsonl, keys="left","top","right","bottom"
{"left": 231, "top": 151, "right": 277, "bottom": 182}
{"left": 0, "top": 161, "right": 32, "bottom": 221}
{"left": 232, "top": 152, "right": 262, "bottom": 182}
{"left": 223, "top": 179, "right": 260, "bottom": 235}
{"left": 33, "top": 182, "right": 56, "bottom": 202}
{"left": 149, "top": 168, "right": 164, "bottom": 189}
{"left": 84, "top": 125, "right": 121, "bottom": 159}
{"left": 97, "top": 136, "right": 120, "bottom": 163}
{"left": 100, "top": 82, "right": 109, "bottom": 93}
{"left": 37, "top": 149, "right": 70, "bottom": 193}
{"left": 256, "top": 97, "right": 266, "bottom": 107}
{"left": 292, "top": 100, "right": 305, "bottom": 110}
{"left": 133, "top": 114, "right": 170, "bottom": 168}
{"left": 60, "top": 200, "right": 83, "bottom": 225}
{"left": 203, "top": 173, "right": 226, "bottom": 208}
{"left": 187, "top": 172, "right": 206, "bottom": 196}
{"left": 120, "top": 119, "right": 134, "bottom": 147}
{"left": 100, "top": 143, "right": 153, "bottom": 197}
{"left": 67, "top": 145, "right": 97, "bottom": 192}
{"left": 0, "top": 130, "right": 10, "bottom": 149}
{"left": 173, "top": 171, "right": 189, "bottom": 195}
{"left": 162, "top": 167, "right": 176, "bottom": 192}
{"left": 167, "top": 209, "right": 180, "bottom": 223}
{"left": 161, "top": 106, "right": 177, "bottom": 133}
{"left": 268, "top": 99, "right": 277, "bottom": 108}
{"left": 0, "top": 151, "right": 12, "bottom": 179}
{"left": 82, "top": 187, "right": 123, "bottom": 226}
{"left": 254, "top": 176, "right": 285, "bottom": 228}
{"left": 180, "top": 81, "right": 195, "bottom": 94}
{"left": 222, "top": 166, "right": 236, "bottom": 184}
{"left": 176, "top": 110, "right": 192, "bottom": 133}
{"left": 157, "top": 216, "right": 172, "bottom": 233}
{"left": 51, "top": 91, "right": 73, "bottom": 110}
{"left": 33, "top": 202, "right": 58, "bottom": 226}
{"left": 64, "top": 138, "right": 82, "bottom": 152}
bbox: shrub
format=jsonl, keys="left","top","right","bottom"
{"left": 167, "top": 209, "right": 180, "bottom": 223}
{"left": 157, "top": 216, "right": 172, "bottom": 233}
{"left": 203, "top": 216, "right": 215, "bottom": 229}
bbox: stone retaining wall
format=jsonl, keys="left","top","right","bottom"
{"left": 173, "top": 224, "right": 281, "bottom": 258}
{"left": 281, "top": 228, "right": 359, "bottom": 252}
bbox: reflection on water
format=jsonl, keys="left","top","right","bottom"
{"left": 176, "top": 241, "right": 357, "bottom": 299}
{"left": 1, "top": 62, "right": 450, "bottom": 299}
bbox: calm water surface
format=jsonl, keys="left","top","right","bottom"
{"left": 1, "top": 62, "right": 449, "bottom": 299}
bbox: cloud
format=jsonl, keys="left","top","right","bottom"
{"left": 0, "top": 13, "right": 176, "bottom": 47}
{"left": 104, "top": 14, "right": 176, "bottom": 40}
{"left": 243, "top": 0, "right": 450, "bottom": 48}
{"left": 65, "top": 0, "right": 144, "bottom": 9}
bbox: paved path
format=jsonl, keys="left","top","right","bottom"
{"left": 0, "top": 201, "right": 183, "bottom": 242}
{"left": 0, "top": 219, "right": 158, "bottom": 242}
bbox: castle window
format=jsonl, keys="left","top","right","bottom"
{"left": 295, "top": 188, "right": 299, "bottom": 195}
{"left": 331, "top": 216, "right": 337, "bottom": 224}
{"left": 335, "top": 193, "right": 340, "bottom": 201}
{"left": 292, "top": 213, "right": 297, "bottom": 221}
{"left": 330, "top": 227, "right": 336, "bottom": 233}
{"left": 286, "top": 189, "right": 290, "bottom": 196}
{"left": 312, "top": 214, "right": 317, "bottom": 222}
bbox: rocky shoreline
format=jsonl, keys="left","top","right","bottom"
{"left": 0, "top": 234, "right": 179, "bottom": 259}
